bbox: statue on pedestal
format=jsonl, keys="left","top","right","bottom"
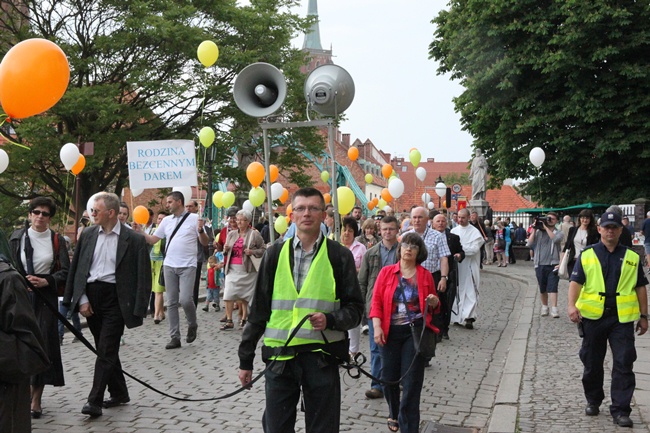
{"left": 469, "top": 149, "right": 488, "bottom": 202}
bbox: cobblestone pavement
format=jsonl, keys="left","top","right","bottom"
{"left": 30, "top": 262, "right": 650, "bottom": 432}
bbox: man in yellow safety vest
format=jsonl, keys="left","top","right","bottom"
{"left": 568, "top": 211, "right": 648, "bottom": 428}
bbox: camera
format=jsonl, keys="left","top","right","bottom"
{"left": 534, "top": 216, "right": 549, "bottom": 231}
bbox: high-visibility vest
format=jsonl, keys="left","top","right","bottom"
{"left": 263, "top": 239, "right": 345, "bottom": 360}
{"left": 575, "top": 247, "right": 640, "bottom": 322}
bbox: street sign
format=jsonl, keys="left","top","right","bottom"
{"left": 452, "top": 183, "right": 462, "bottom": 194}
{"left": 452, "top": 193, "right": 459, "bottom": 200}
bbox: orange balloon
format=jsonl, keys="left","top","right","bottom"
{"left": 71, "top": 155, "right": 85, "bottom": 175}
{"left": 269, "top": 164, "right": 279, "bottom": 183}
{"left": 0, "top": 39, "right": 70, "bottom": 119}
{"left": 279, "top": 188, "right": 289, "bottom": 204}
{"left": 367, "top": 201, "right": 375, "bottom": 210}
{"left": 348, "top": 146, "right": 359, "bottom": 161}
{"left": 286, "top": 204, "right": 293, "bottom": 217}
{"left": 382, "top": 164, "right": 393, "bottom": 179}
{"left": 372, "top": 197, "right": 379, "bottom": 205}
{"left": 381, "top": 188, "right": 393, "bottom": 203}
{"left": 323, "top": 193, "right": 331, "bottom": 204}
{"left": 132, "top": 205, "right": 149, "bottom": 225}
{"left": 246, "top": 161, "right": 265, "bottom": 187}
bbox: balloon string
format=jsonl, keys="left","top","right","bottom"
{"left": 63, "top": 172, "right": 71, "bottom": 230}
{"left": 0, "top": 117, "right": 30, "bottom": 150}
{"left": 537, "top": 167, "right": 542, "bottom": 205}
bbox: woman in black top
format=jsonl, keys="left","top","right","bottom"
{"left": 562, "top": 209, "right": 600, "bottom": 272}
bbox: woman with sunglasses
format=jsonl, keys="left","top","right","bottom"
{"left": 9, "top": 196, "right": 70, "bottom": 419}
{"left": 370, "top": 232, "right": 440, "bottom": 433}
{"left": 562, "top": 210, "right": 600, "bottom": 272}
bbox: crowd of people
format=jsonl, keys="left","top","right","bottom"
{"left": 3, "top": 189, "right": 650, "bottom": 432}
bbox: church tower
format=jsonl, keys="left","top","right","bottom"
{"left": 300, "top": 0, "right": 333, "bottom": 74}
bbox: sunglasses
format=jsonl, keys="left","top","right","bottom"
{"left": 31, "top": 210, "right": 51, "bottom": 217}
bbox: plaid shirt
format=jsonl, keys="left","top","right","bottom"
{"left": 292, "top": 233, "right": 323, "bottom": 292}
{"left": 412, "top": 227, "right": 451, "bottom": 273}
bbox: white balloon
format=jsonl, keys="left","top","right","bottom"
{"left": 271, "top": 182, "right": 284, "bottom": 201}
{"left": 388, "top": 178, "right": 405, "bottom": 199}
{"left": 529, "top": 147, "right": 545, "bottom": 168}
{"left": 60, "top": 142, "right": 80, "bottom": 170}
{"left": 86, "top": 192, "right": 102, "bottom": 224}
{"left": 415, "top": 166, "right": 427, "bottom": 182}
{"left": 383, "top": 206, "right": 391, "bottom": 212}
{"left": 242, "top": 200, "right": 254, "bottom": 213}
{"left": 173, "top": 186, "right": 193, "bottom": 205}
{"left": 0, "top": 149, "right": 8, "bottom": 174}
{"left": 427, "top": 202, "right": 435, "bottom": 210}
{"left": 421, "top": 193, "right": 431, "bottom": 204}
{"left": 131, "top": 188, "right": 144, "bottom": 197}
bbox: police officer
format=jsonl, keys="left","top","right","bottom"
{"left": 568, "top": 211, "right": 648, "bottom": 428}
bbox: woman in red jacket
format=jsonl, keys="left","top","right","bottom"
{"left": 370, "top": 231, "right": 440, "bottom": 433}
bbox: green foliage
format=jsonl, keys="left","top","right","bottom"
{"left": 430, "top": 0, "right": 650, "bottom": 207}
{"left": 0, "top": 0, "right": 320, "bottom": 222}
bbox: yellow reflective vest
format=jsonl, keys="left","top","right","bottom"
{"left": 263, "top": 239, "right": 346, "bottom": 360}
{"left": 575, "top": 247, "right": 640, "bottom": 323}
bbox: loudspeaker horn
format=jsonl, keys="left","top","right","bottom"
{"left": 233, "top": 62, "right": 287, "bottom": 118}
{"left": 304, "top": 64, "right": 355, "bottom": 117}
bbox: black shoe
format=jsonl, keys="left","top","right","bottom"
{"left": 202, "top": 305, "right": 209, "bottom": 312}
{"left": 442, "top": 331, "right": 450, "bottom": 340}
{"left": 585, "top": 404, "right": 599, "bottom": 416}
{"left": 186, "top": 325, "right": 198, "bottom": 343}
{"left": 165, "top": 338, "right": 181, "bottom": 349}
{"left": 31, "top": 410, "right": 42, "bottom": 419}
{"left": 103, "top": 396, "right": 130, "bottom": 408}
{"left": 613, "top": 415, "right": 633, "bottom": 427}
{"left": 465, "top": 320, "right": 474, "bottom": 330}
{"left": 81, "top": 402, "right": 103, "bottom": 417}
{"left": 436, "top": 333, "right": 443, "bottom": 343}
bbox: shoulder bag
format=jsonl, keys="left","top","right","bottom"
{"left": 158, "top": 212, "right": 191, "bottom": 286}
{"left": 246, "top": 232, "right": 263, "bottom": 272}
{"left": 558, "top": 251, "right": 571, "bottom": 280}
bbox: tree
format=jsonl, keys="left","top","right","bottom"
{"left": 430, "top": 0, "right": 650, "bottom": 206}
{"left": 0, "top": 0, "right": 322, "bottom": 222}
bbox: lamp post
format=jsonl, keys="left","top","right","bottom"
{"left": 435, "top": 175, "right": 446, "bottom": 209}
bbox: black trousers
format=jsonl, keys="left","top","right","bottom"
{"left": 431, "top": 271, "right": 448, "bottom": 332}
{"left": 0, "top": 379, "right": 30, "bottom": 433}
{"left": 580, "top": 314, "right": 636, "bottom": 417}
{"left": 192, "top": 261, "right": 203, "bottom": 307}
{"left": 86, "top": 282, "right": 128, "bottom": 406}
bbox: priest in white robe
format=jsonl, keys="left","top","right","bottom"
{"left": 451, "top": 209, "right": 485, "bottom": 329}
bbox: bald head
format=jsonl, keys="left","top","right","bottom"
{"left": 433, "top": 214, "right": 447, "bottom": 232}
{"left": 458, "top": 209, "right": 470, "bottom": 227}
{"left": 410, "top": 206, "right": 428, "bottom": 233}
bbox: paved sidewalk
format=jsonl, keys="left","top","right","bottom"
{"left": 31, "top": 261, "right": 650, "bottom": 432}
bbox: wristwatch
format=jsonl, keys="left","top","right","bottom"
{"left": 641, "top": 314, "right": 648, "bottom": 320}
{"left": 198, "top": 229, "right": 205, "bottom": 234}
{"left": 441, "top": 275, "right": 448, "bottom": 280}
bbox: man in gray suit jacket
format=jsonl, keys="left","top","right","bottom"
{"left": 63, "top": 192, "right": 151, "bottom": 417}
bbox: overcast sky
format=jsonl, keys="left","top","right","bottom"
{"left": 291, "top": 0, "right": 474, "bottom": 163}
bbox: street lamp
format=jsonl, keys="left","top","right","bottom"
{"left": 435, "top": 175, "right": 446, "bottom": 209}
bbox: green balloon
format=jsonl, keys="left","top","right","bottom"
{"left": 199, "top": 126, "right": 215, "bottom": 147}
{"left": 274, "top": 215, "right": 288, "bottom": 234}
{"left": 222, "top": 191, "right": 235, "bottom": 208}
{"left": 249, "top": 187, "right": 266, "bottom": 207}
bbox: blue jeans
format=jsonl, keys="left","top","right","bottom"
{"left": 368, "top": 318, "right": 383, "bottom": 390}
{"left": 380, "top": 324, "right": 426, "bottom": 433}
{"left": 58, "top": 303, "right": 82, "bottom": 339}
{"left": 263, "top": 351, "right": 340, "bottom": 433}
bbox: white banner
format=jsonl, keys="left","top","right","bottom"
{"left": 127, "top": 140, "right": 198, "bottom": 190}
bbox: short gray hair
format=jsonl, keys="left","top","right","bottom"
{"left": 236, "top": 209, "right": 252, "bottom": 222}
{"left": 95, "top": 192, "right": 120, "bottom": 213}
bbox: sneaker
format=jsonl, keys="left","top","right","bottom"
{"left": 361, "top": 324, "right": 369, "bottom": 335}
{"left": 165, "top": 338, "right": 181, "bottom": 349}
{"left": 186, "top": 325, "right": 198, "bottom": 343}
{"left": 551, "top": 307, "right": 559, "bottom": 318}
{"left": 202, "top": 305, "right": 209, "bottom": 312}
{"left": 541, "top": 305, "right": 549, "bottom": 316}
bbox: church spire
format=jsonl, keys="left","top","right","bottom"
{"left": 302, "top": 0, "right": 323, "bottom": 50}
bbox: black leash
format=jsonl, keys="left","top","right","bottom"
{"left": 29, "top": 275, "right": 429, "bottom": 400}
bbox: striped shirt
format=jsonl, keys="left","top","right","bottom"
{"left": 292, "top": 233, "right": 323, "bottom": 293}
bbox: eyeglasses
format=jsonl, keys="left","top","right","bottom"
{"left": 401, "top": 244, "right": 419, "bottom": 251}
{"left": 293, "top": 206, "right": 324, "bottom": 214}
{"left": 30, "top": 210, "right": 51, "bottom": 217}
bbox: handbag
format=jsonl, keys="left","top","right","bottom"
{"left": 159, "top": 213, "right": 191, "bottom": 287}
{"left": 558, "top": 250, "right": 571, "bottom": 280}
{"left": 246, "top": 233, "right": 263, "bottom": 272}
{"left": 397, "top": 279, "right": 437, "bottom": 358}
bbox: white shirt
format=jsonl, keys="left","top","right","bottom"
{"left": 21, "top": 228, "right": 53, "bottom": 274}
{"left": 153, "top": 212, "right": 200, "bottom": 268}
{"left": 88, "top": 223, "right": 121, "bottom": 284}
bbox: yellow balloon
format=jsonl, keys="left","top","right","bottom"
{"left": 222, "top": 191, "right": 235, "bottom": 209}
{"left": 337, "top": 186, "right": 355, "bottom": 215}
{"left": 365, "top": 173, "right": 373, "bottom": 184}
{"left": 321, "top": 171, "right": 330, "bottom": 183}
{"left": 212, "top": 191, "right": 224, "bottom": 208}
{"left": 378, "top": 198, "right": 387, "bottom": 209}
{"left": 199, "top": 126, "right": 215, "bottom": 147}
{"left": 197, "top": 41, "right": 219, "bottom": 67}
{"left": 249, "top": 187, "right": 266, "bottom": 207}
{"left": 409, "top": 149, "right": 422, "bottom": 168}
{"left": 274, "top": 215, "right": 288, "bottom": 234}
